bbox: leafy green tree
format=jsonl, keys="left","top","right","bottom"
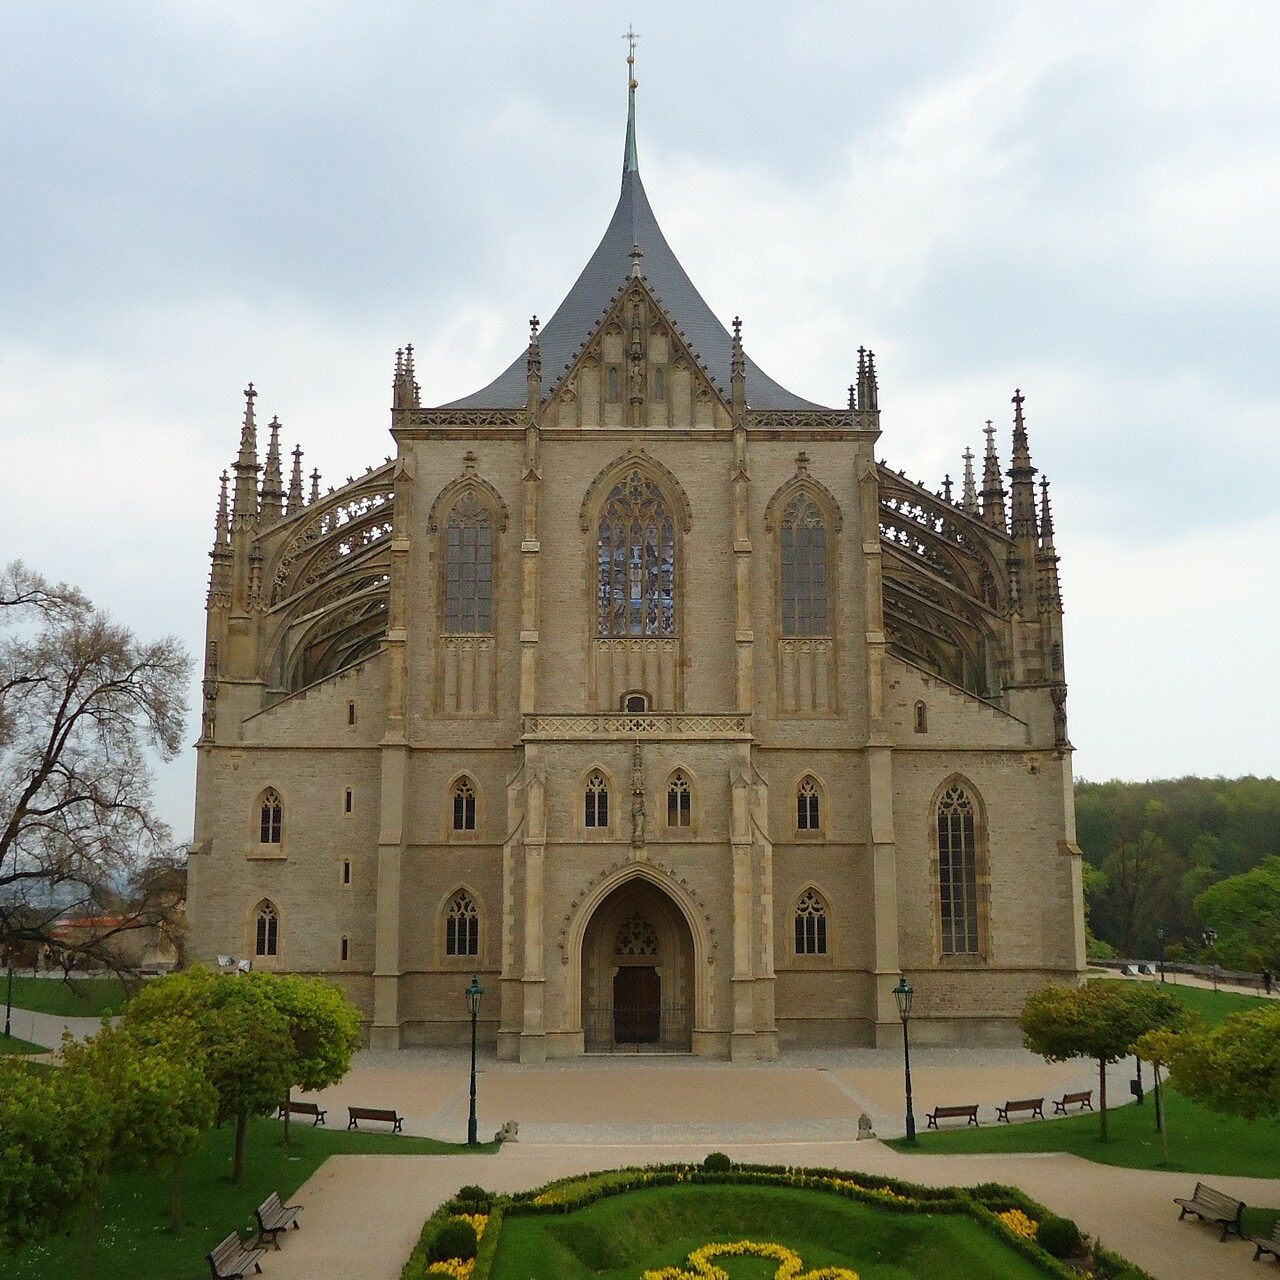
{"left": 1020, "top": 981, "right": 1186, "bottom": 1140}
{"left": 0, "top": 1060, "right": 105, "bottom": 1253}
{"left": 1194, "top": 856, "right": 1280, "bottom": 973}
{"left": 1165, "top": 1005, "right": 1280, "bottom": 1122}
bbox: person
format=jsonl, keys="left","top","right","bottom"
{"left": 1263, "top": 970, "right": 1273, "bottom": 996}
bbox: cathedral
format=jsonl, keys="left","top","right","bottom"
{"left": 187, "top": 61, "right": 1086, "bottom": 1060}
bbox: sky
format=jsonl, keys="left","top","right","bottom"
{"left": 1, "top": 1, "right": 1278, "bottom": 842}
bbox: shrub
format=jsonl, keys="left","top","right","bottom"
{"left": 454, "top": 1184, "right": 494, "bottom": 1209}
{"left": 702, "top": 1151, "right": 732, "bottom": 1172}
{"left": 427, "top": 1219, "right": 478, "bottom": 1262}
{"left": 1036, "top": 1215, "right": 1083, "bottom": 1258}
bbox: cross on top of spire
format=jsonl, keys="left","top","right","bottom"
{"left": 622, "top": 25, "right": 640, "bottom": 175}
{"left": 624, "top": 23, "right": 639, "bottom": 74}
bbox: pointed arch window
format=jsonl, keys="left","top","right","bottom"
{"left": 938, "top": 783, "right": 981, "bottom": 954}
{"left": 446, "top": 890, "right": 479, "bottom": 957}
{"left": 452, "top": 777, "right": 477, "bottom": 832}
{"left": 597, "top": 470, "right": 676, "bottom": 637}
{"left": 255, "top": 901, "right": 279, "bottom": 957}
{"left": 780, "top": 492, "right": 829, "bottom": 636}
{"left": 797, "top": 777, "right": 821, "bottom": 832}
{"left": 794, "top": 889, "right": 828, "bottom": 955}
{"left": 259, "top": 789, "right": 283, "bottom": 845}
{"left": 667, "top": 770, "right": 691, "bottom": 828}
{"left": 585, "top": 770, "right": 609, "bottom": 828}
{"left": 444, "top": 491, "right": 494, "bottom": 634}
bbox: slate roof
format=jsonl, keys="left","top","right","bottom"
{"left": 440, "top": 87, "right": 828, "bottom": 412}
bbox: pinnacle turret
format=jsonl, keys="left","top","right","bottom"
{"left": 393, "top": 344, "right": 420, "bottom": 411}
{"left": 287, "top": 444, "right": 305, "bottom": 515}
{"left": 526, "top": 315, "right": 542, "bottom": 411}
{"left": 961, "top": 446, "right": 978, "bottom": 513}
{"left": 207, "top": 469, "right": 232, "bottom": 607}
{"left": 1007, "top": 388, "right": 1039, "bottom": 542}
{"left": 731, "top": 315, "right": 746, "bottom": 416}
{"left": 856, "top": 347, "right": 879, "bottom": 413}
{"left": 231, "top": 384, "right": 260, "bottom": 527}
{"left": 981, "top": 419, "right": 1006, "bottom": 530}
{"left": 309, "top": 468, "right": 321, "bottom": 505}
{"left": 260, "top": 415, "right": 284, "bottom": 522}
{"left": 214, "top": 469, "right": 230, "bottom": 545}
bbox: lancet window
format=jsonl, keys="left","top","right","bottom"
{"left": 597, "top": 470, "right": 676, "bottom": 637}
{"left": 797, "top": 777, "right": 821, "bottom": 832}
{"left": 446, "top": 890, "right": 479, "bottom": 957}
{"left": 585, "top": 771, "right": 609, "bottom": 828}
{"left": 794, "top": 889, "right": 828, "bottom": 955}
{"left": 780, "top": 492, "right": 829, "bottom": 636}
{"left": 667, "top": 771, "right": 691, "bottom": 828}
{"left": 938, "top": 783, "right": 981, "bottom": 954}
{"left": 452, "top": 777, "right": 477, "bottom": 832}
{"left": 259, "top": 789, "right": 283, "bottom": 845}
{"left": 444, "top": 491, "right": 495, "bottom": 634}
{"left": 255, "top": 900, "right": 279, "bottom": 957}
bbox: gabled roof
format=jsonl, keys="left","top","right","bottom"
{"left": 441, "top": 77, "right": 828, "bottom": 412}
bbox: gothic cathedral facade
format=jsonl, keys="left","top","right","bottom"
{"left": 187, "top": 78, "right": 1086, "bottom": 1060}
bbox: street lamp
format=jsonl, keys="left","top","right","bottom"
{"left": 1156, "top": 927, "right": 1166, "bottom": 984}
{"left": 466, "top": 976, "right": 484, "bottom": 1146}
{"left": 3, "top": 943, "right": 15, "bottom": 1040}
{"left": 1202, "top": 929, "right": 1219, "bottom": 992}
{"left": 893, "top": 974, "right": 917, "bottom": 1145}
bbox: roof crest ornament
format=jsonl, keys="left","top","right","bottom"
{"left": 622, "top": 24, "right": 640, "bottom": 177}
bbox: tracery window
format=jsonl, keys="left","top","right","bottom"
{"left": 585, "top": 770, "right": 609, "bottom": 828}
{"left": 794, "top": 889, "right": 827, "bottom": 955}
{"left": 452, "top": 777, "right": 477, "bottom": 832}
{"left": 667, "top": 771, "right": 691, "bottom": 828}
{"left": 444, "top": 491, "right": 494, "bottom": 634}
{"left": 797, "top": 777, "right": 821, "bottom": 832}
{"left": 597, "top": 470, "right": 676, "bottom": 637}
{"left": 615, "top": 911, "right": 659, "bottom": 956}
{"left": 259, "top": 789, "right": 283, "bottom": 845}
{"left": 255, "top": 900, "right": 279, "bottom": 957}
{"left": 780, "top": 492, "right": 829, "bottom": 636}
{"left": 938, "top": 783, "right": 981, "bottom": 954}
{"left": 446, "top": 890, "right": 479, "bottom": 957}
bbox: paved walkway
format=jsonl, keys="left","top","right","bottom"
{"left": 2, "top": 1007, "right": 104, "bottom": 1058}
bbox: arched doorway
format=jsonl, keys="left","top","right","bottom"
{"left": 580, "top": 879, "right": 694, "bottom": 1052}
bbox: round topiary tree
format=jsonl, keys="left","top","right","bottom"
{"left": 1035, "top": 1215, "right": 1083, "bottom": 1258}
{"left": 428, "top": 1219, "right": 479, "bottom": 1263}
{"left": 453, "top": 1184, "right": 494, "bottom": 1210}
{"left": 702, "top": 1151, "right": 732, "bottom": 1172}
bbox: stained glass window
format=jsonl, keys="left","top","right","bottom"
{"left": 597, "top": 471, "right": 676, "bottom": 637}
{"left": 255, "top": 901, "right": 279, "bottom": 956}
{"left": 452, "top": 777, "right": 476, "bottom": 832}
{"left": 794, "top": 889, "right": 827, "bottom": 955}
{"left": 446, "top": 891, "right": 479, "bottom": 956}
{"left": 797, "top": 777, "right": 821, "bottom": 831}
{"left": 938, "top": 784, "right": 980, "bottom": 954}
{"left": 585, "top": 771, "right": 609, "bottom": 828}
{"left": 444, "top": 492, "right": 494, "bottom": 634}
{"left": 667, "top": 771, "right": 691, "bottom": 828}
{"left": 780, "top": 492, "right": 829, "bottom": 636}
{"left": 259, "top": 789, "right": 282, "bottom": 844}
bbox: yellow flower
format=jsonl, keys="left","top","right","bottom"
{"left": 641, "top": 1238, "right": 858, "bottom": 1280}
{"left": 997, "top": 1209, "right": 1038, "bottom": 1240}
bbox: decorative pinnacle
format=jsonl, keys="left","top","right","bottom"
{"left": 848, "top": 384, "right": 856, "bottom": 411}
{"left": 529, "top": 314, "right": 540, "bottom": 344}
{"left": 732, "top": 315, "right": 742, "bottom": 342}
{"left": 309, "top": 468, "right": 320, "bottom": 504}
{"left": 1040, "top": 476, "right": 1056, "bottom": 540}
{"left": 629, "top": 242, "right": 644, "bottom": 276}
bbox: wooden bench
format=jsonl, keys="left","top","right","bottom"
{"left": 996, "top": 1097, "right": 1045, "bottom": 1122}
{"left": 254, "top": 1190, "right": 302, "bottom": 1250}
{"left": 1249, "top": 1218, "right": 1280, "bottom": 1261}
{"left": 1053, "top": 1090, "right": 1094, "bottom": 1114}
{"left": 1174, "top": 1181, "right": 1245, "bottom": 1241}
{"left": 926, "top": 1103, "right": 980, "bottom": 1129}
{"left": 278, "top": 1099, "right": 327, "bottom": 1125}
{"left": 207, "top": 1231, "right": 266, "bottom": 1279}
{"left": 347, "top": 1105, "right": 403, "bottom": 1132}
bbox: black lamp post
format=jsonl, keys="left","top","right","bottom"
{"left": 1156, "top": 927, "right": 1166, "bottom": 984}
{"left": 466, "top": 976, "right": 484, "bottom": 1146}
{"left": 3, "top": 944, "right": 15, "bottom": 1040}
{"left": 893, "top": 974, "right": 916, "bottom": 1145}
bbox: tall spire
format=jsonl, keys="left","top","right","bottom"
{"left": 287, "top": 444, "right": 305, "bottom": 515}
{"left": 214, "top": 470, "right": 230, "bottom": 546}
{"left": 260, "top": 415, "right": 284, "bottom": 521}
{"left": 208, "top": 470, "right": 232, "bottom": 607}
{"left": 1036, "top": 476, "right": 1062, "bottom": 616}
{"left": 393, "top": 344, "right": 420, "bottom": 411}
{"left": 1007, "top": 389, "right": 1039, "bottom": 542}
{"left": 961, "top": 446, "right": 978, "bottom": 513}
{"left": 526, "top": 314, "right": 541, "bottom": 412}
{"left": 622, "top": 24, "right": 640, "bottom": 177}
{"left": 981, "top": 418, "right": 1006, "bottom": 530}
{"left": 309, "top": 468, "right": 321, "bottom": 505}
{"left": 232, "top": 383, "right": 260, "bottom": 526}
{"left": 856, "top": 347, "right": 879, "bottom": 413}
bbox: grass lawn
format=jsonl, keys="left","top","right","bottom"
{"left": 490, "top": 1184, "right": 1052, "bottom": 1280}
{"left": 5, "top": 975, "right": 132, "bottom": 1018}
{"left": 0, "top": 1034, "right": 48, "bottom": 1055}
{"left": 1096, "top": 977, "right": 1271, "bottom": 1026}
{"left": 0, "top": 1116, "right": 494, "bottom": 1280}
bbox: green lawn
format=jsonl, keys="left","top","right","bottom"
{"left": 0, "top": 1117, "right": 493, "bottom": 1280}
{"left": 1096, "top": 977, "right": 1271, "bottom": 1026}
{"left": 0, "top": 1034, "right": 48, "bottom": 1055}
{"left": 490, "top": 1184, "right": 1051, "bottom": 1280}
{"left": 5, "top": 975, "right": 132, "bottom": 1018}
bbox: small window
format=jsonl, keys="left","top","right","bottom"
{"left": 342, "top": 859, "right": 351, "bottom": 886}
{"left": 446, "top": 890, "right": 479, "bottom": 957}
{"left": 585, "top": 771, "right": 609, "bottom": 828}
{"left": 607, "top": 365, "right": 621, "bottom": 402}
{"left": 914, "top": 702, "right": 928, "bottom": 734}
{"left": 797, "top": 777, "right": 821, "bottom": 832}
{"left": 347, "top": 701, "right": 356, "bottom": 726}
{"left": 794, "top": 888, "right": 828, "bottom": 955}
{"left": 259, "top": 789, "right": 282, "bottom": 845}
{"left": 621, "top": 691, "right": 650, "bottom": 713}
{"left": 344, "top": 787, "right": 353, "bottom": 813}
{"left": 654, "top": 367, "right": 666, "bottom": 402}
{"left": 452, "top": 777, "right": 477, "bottom": 832}
{"left": 667, "top": 771, "right": 691, "bottom": 828}
{"left": 255, "top": 901, "right": 279, "bottom": 957}
{"left": 340, "top": 935, "right": 350, "bottom": 962}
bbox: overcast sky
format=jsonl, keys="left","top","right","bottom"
{"left": 2, "top": 1, "right": 1277, "bottom": 841}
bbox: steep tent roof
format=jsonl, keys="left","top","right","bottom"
{"left": 441, "top": 73, "right": 827, "bottom": 412}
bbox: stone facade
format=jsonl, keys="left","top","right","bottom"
{"left": 187, "top": 73, "right": 1086, "bottom": 1060}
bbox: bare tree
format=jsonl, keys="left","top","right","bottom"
{"left": 0, "top": 561, "right": 190, "bottom": 974}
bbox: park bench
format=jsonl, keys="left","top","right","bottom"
{"left": 347, "top": 1104, "right": 403, "bottom": 1132}
{"left": 1248, "top": 1218, "right": 1280, "bottom": 1261}
{"left": 1174, "top": 1181, "right": 1246, "bottom": 1240}
{"left": 207, "top": 1231, "right": 266, "bottom": 1279}
{"left": 925, "top": 1103, "right": 979, "bottom": 1129}
{"left": 278, "top": 1099, "right": 327, "bottom": 1125}
{"left": 1053, "top": 1090, "right": 1093, "bottom": 1114}
{"left": 254, "top": 1190, "right": 302, "bottom": 1249}
{"left": 996, "top": 1097, "right": 1045, "bottom": 1123}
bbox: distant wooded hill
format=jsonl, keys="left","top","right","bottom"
{"left": 1075, "top": 776, "right": 1280, "bottom": 961}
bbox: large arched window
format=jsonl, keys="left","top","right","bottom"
{"left": 585, "top": 770, "right": 609, "bottom": 828}
{"left": 794, "top": 888, "right": 828, "bottom": 955}
{"left": 255, "top": 900, "right": 279, "bottom": 957}
{"left": 452, "top": 776, "right": 477, "bottom": 832}
{"left": 597, "top": 470, "right": 676, "bottom": 637}
{"left": 796, "top": 776, "right": 821, "bottom": 832}
{"left": 667, "top": 770, "right": 691, "bottom": 828}
{"left": 446, "top": 890, "right": 479, "bottom": 957}
{"left": 259, "top": 789, "right": 282, "bottom": 845}
{"left": 780, "top": 492, "right": 829, "bottom": 636}
{"left": 444, "top": 491, "right": 494, "bottom": 634}
{"left": 938, "top": 783, "right": 981, "bottom": 954}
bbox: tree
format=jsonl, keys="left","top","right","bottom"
{"left": 0, "top": 1060, "right": 105, "bottom": 1254}
{"left": 1194, "top": 857, "right": 1280, "bottom": 974}
{"left": 60, "top": 1024, "right": 216, "bottom": 1273}
{"left": 0, "top": 561, "right": 189, "bottom": 971}
{"left": 252, "top": 971, "right": 362, "bottom": 1145}
{"left": 1165, "top": 1005, "right": 1280, "bottom": 1122}
{"left": 1020, "top": 980, "right": 1186, "bottom": 1140}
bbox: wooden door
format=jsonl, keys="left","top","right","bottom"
{"left": 613, "top": 965, "right": 660, "bottom": 1043}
